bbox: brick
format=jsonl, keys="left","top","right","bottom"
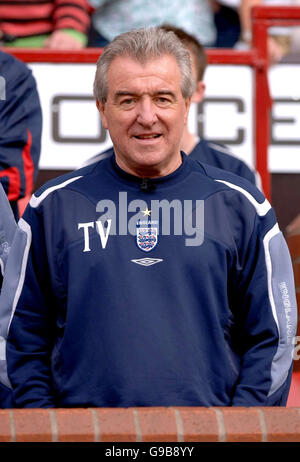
{"left": 286, "top": 233, "right": 300, "bottom": 260}
{"left": 3, "top": 408, "right": 300, "bottom": 443}
{"left": 96, "top": 408, "right": 137, "bottom": 442}
{"left": 55, "top": 409, "right": 95, "bottom": 442}
{"left": 222, "top": 408, "right": 262, "bottom": 442}
{"left": 177, "top": 407, "right": 219, "bottom": 442}
{"left": 14, "top": 409, "right": 52, "bottom": 442}
{"left": 136, "top": 407, "right": 178, "bottom": 442}
{"left": 262, "top": 408, "right": 300, "bottom": 442}
{"left": 0, "top": 410, "right": 13, "bottom": 442}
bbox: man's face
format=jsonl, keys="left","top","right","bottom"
{"left": 97, "top": 54, "right": 191, "bottom": 178}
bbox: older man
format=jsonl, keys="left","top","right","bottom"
{"left": 3, "top": 27, "right": 297, "bottom": 408}
{"left": 84, "top": 25, "right": 260, "bottom": 187}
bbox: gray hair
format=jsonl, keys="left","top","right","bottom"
{"left": 93, "top": 27, "right": 195, "bottom": 103}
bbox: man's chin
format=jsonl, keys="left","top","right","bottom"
{"left": 115, "top": 145, "right": 181, "bottom": 177}
{"left": 130, "top": 154, "right": 180, "bottom": 178}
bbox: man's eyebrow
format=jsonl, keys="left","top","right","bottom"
{"left": 115, "top": 91, "right": 136, "bottom": 97}
{"left": 114, "top": 90, "right": 176, "bottom": 98}
{"left": 155, "top": 90, "right": 176, "bottom": 97}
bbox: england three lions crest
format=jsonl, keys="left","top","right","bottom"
{"left": 136, "top": 227, "right": 158, "bottom": 252}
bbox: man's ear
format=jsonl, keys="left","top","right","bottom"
{"left": 183, "top": 97, "right": 192, "bottom": 125}
{"left": 191, "top": 81, "right": 206, "bottom": 104}
{"left": 96, "top": 99, "right": 108, "bottom": 129}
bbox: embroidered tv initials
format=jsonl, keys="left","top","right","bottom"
{"left": 78, "top": 220, "right": 112, "bottom": 252}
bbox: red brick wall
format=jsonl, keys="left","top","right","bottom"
{"left": 1, "top": 407, "right": 300, "bottom": 442}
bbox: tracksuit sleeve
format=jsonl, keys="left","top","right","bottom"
{"left": 0, "top": 57, "right": 42, "bottom": 203}
{"left": 231, "top": 209, "right": 297, "bottom": 406}
{"left": 6, "top": 205, "right": 58, "bottom": 408}
{"left": 0, "top": 184, "right": 17, "bottom": 290}
{"left": 0, "top": 216, "right": 25, "bottom": 408}
{"left": 0, "top": 184, "right": 18, "bottom": 408}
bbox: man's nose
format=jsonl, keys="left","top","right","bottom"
{"left": 136, "top": 97, "right": 158, "bottom": 126}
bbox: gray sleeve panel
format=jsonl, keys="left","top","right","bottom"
{"left": 0, "top": 185, "right": 17, "bottom": 273}
{"left": 267, "top": 231, "right": 298, "bottom": 397}
{"left": 0, "top": 225, "right": 28, "bottom": 388}
{"left": 0, "top": 354, "right": 11, "bottom": 388}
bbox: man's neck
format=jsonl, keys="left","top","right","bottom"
{"left": 114, "top": 153, "right": 183, "bottom": 179}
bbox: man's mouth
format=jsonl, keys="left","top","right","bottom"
{"left": 134, "top": 134, "right": 162, "bottom": 140}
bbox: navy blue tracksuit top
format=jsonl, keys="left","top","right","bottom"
{"left": 1, "top": 153, "right": 297, "bottom": 408}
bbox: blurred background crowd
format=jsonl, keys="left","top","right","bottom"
{"left": 0, "top": 0, "right": 300, "bottom": 62}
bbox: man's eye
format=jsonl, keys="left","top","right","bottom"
{"left": 120, "top": 98, "right": 135, "bottom": 107}
{"left": 155, "top": 97, "right": 171, "bottom": 106}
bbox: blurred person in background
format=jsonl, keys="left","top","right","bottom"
{"left": 0, "top": 49, "right": 42, "bottom": 407}
{"left": 0, "top": 50, "right": 42, "bottom": 219}
{"left": 161, "top": 24, "right": 260, "bottom": 186}
{"left": 0, "top": 0, "right": 90, "bottom": 49}
{"left": 0, "top": 50, "right": 42, "bottom": 407}
{"left": 290, "top": 0, "right": 300, "bottom": 54}
{"left": 239, "top": 0, "right": 296, "bottom": 62}
{"left": 87, "top": 0, "right": 216, "bottom": 47}
{"left": 210, "top": 0, "right": 241, "bottom": 47}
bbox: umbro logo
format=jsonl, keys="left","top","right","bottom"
{"left": 131, "top": 258, "right": 163, "bottom": 267}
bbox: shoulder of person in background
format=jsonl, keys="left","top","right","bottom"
{"left": 190, "top": 138, "right": 262, "bottom": 189}
{"left": 79, "top": 146, "right": 114, "bottom": 168}
{"left": 0, "top": 50, "right": 42, "bottom": 219}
